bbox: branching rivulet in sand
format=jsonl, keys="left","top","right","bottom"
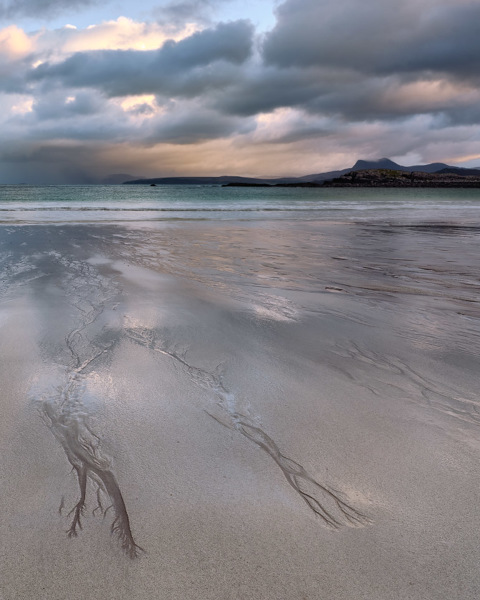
{"left": 331, "top": 341, "right": 480, "bottom": 426}
{"left": 234, "top": 421, "right": 368, "bottom": 528}
{"left": 125, "top": 325, "right": 369, "bottom": 530}
{"left": 37, "top": 258, "right": 143, "bottom": 558}
{"left": 41, "top": 396, "right": 144, "bottom": 558}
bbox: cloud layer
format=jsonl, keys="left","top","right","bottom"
{"left": 1, "top": 0, "right": 480, "bottom": 182}
{"left": 264, "top": 0, "right": 480, "bottom": 78}
{"left": 30, "top": 20, "right": 254, "bottom": 96}
{"left": 0, "top": 0, "right": 101, "bottom": 19}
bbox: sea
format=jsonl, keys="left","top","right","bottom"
{"left": 1, "top": 184, "right": 480, "bottom": 224}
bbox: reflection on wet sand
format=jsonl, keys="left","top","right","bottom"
{"left": 22, "top": 242, "right": 367, "bottom": 560}
{"left": 3, "top": 218, "right": 479, "bottom": 580}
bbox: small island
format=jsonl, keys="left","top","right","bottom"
{"left": 221, "top": 181, "right": 323, "bottom": 188}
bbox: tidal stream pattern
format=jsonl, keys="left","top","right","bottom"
{"left": 125, "top": 325, "right": 368, "bottom": 530}
{"left": 35, "top": 255, "right": 144, "bottom": 558}
{"left": 1, "top": 230, "right": 368, "bottom": 558}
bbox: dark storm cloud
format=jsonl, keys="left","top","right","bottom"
{"left": 6, "top": 80, "right": 254, "bottom": 146}
{"left": 17, "top": 1, "right": 480, "bottom": 131}
{"left": 29, "top": 20, "right": 253, "bottom": 96}
{"left": 212, "top": 67, "right": 323, "bottom": 116}
{"left": 263, "top": 0, "right": 480, "bottom": 79}
{"left": 0, "top": 66, "right": 29, "bottom": 93}
{"left": 205, "top": 0, "right": 480, "bottom": 128}
{"left": 0, "top": 0, "right": 102, "bottom": 19}
{"left": 147, "top": 108, "right": 255, "bottom": 144}
{"left": 32, "top": 90, "right": 105, "bottom": 120}
{"left": 213, "top": 66, "right": 479, "bottom": 126}
{"left": 13, "top": 97, "right": 133, "bottom": 142}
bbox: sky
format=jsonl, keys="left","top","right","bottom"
{"left": 1, "top": 0, "right": 480, "bottom": 183}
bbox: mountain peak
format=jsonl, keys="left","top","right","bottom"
{"left": 352, "top": 158, "right": 400, "bottom": 170}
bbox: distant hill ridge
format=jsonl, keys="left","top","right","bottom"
{"left": 121, "top": 158, "right": 480, "bottom": 185}
{"left": 101, "top": 173, "right": 145, "bottom": 184}
{"left": 351, "top": 158, "right": 450, "bottom": 173}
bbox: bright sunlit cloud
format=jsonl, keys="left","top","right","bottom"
{"left": 0, "top": 24, "right": 33, "bottom": 57}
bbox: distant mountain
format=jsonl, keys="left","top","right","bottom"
{"left": 101, "top": 173, "right": 145, "bottom": 184}
{"left": 350, "top": 158, "right": 450, "bottom": 173}
{"left": 298, "top": 158, "right": 452, "bottom": 183}
{"left": 352, "top": 158, "right": 402, "bottom": 171}
{"left": 435, "top": 166, "right": 480, "bottom": 177}
{"left": 121, "top": 158, "right": 480, "bottom": 186}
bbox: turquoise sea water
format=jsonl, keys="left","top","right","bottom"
{"left": 1, "top": 185, "right": 480, "bottom": 224}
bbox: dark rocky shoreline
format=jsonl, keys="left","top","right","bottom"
{"left": 222, "top": 169, "right": 480, "bottom": 188}
{"left": 322, "top": 169, "right": 480, "bottom": 187}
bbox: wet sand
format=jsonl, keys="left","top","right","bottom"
{"left": 1, "top": 221, "right": 480, "bottom": 599}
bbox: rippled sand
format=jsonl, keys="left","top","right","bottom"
{"left": 1, "top": 221, "right": 480, "bottom": 599}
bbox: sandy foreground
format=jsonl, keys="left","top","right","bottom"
{"left": 1, "top": 221, "right": 480, "bottom": 600}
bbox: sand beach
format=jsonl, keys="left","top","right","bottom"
{"left": 1, "top": 210, "right": 480, "bottom": 599}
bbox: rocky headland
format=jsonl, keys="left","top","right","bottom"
{"left": 322, "top": 169, "right": 480, "bottom": 187}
